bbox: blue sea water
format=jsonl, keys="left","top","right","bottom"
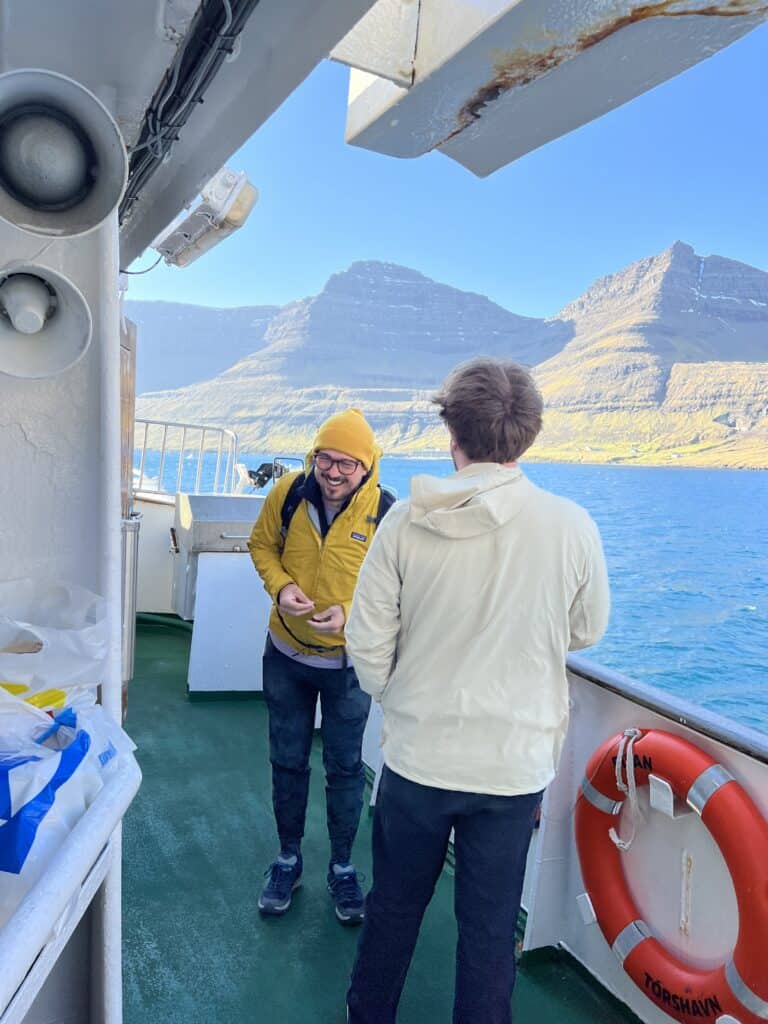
{"left": 379, "top": 459, "right": 768, "bottom": 734}
{"left": 136, "top": 449, "right": 768, "bottom": 733}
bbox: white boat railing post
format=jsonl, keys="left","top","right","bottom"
{"left": 175, "top": 426, "right": 188, "bottom": 493}
{"left": 224, "top": 429, "right": 239, "bottom": 493}
{"left": 137, "top": 420, "right": 149, "bottom": 493}
{"left": 213, "top": 431, "right": 224, "bottom": 493}
{"left": 194, "top": 428, "right": 206, "bottom": 493}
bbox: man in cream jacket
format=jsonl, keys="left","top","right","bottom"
{"left": 345, "top": 358, "right": 610, "bottom": 1024}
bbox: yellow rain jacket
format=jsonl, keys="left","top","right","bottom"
{"left": 248, "top": 455, "right": 383, "bottom": 656}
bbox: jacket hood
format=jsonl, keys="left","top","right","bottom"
{"left": 409, "top": 464, "right": 531, "bottom": 538}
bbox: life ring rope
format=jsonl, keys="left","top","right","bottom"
{"left": 609, "top": 728, "right": 643, "bottom": 850}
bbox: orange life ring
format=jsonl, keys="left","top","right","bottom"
{"left": 574, "top": 729, "right": 768, "bottom": 1024}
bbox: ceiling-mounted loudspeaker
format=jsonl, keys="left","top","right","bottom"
{"left": 0, "top": 264, "right": 92, "bottom": 378}
{"left": 0, "top": 69, "right": 127, "bottom": 237}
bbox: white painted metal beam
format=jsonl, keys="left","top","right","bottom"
{"left": 344, "top": 0, "right": 768, "bottom": 177}
{"left": 330, "top": 0, "right": 420, "bottom": 86}
{"left": 119, "top": 0, "right": 379, "bottom": 264}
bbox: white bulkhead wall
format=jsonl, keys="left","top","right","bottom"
{"left": 0, "top": 205, "right": 123, "bottom": 1024}
{"left": 0, "top": 214, "right": 124, "bottom": 1024}
{"left": 0, "top": 219, "right": 122, "bottom": 720}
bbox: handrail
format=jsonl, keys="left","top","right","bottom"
{"left": 567, "top": 653, "right": 768, "bottom": 765}
{"left": 0, "top": 754, "right": 142, "bottom": 1017}
{"left": 134, "top": 418, "right": 239, "bottom": 496}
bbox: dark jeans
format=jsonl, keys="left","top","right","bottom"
{"left": 347, "top": 766, "right": 542, "bottom": 1024}
{"left": 262, "top": 637, "right": 371, "bottom": 865}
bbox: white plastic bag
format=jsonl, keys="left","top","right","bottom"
{"left": 0, "top": 691, "right": 134, "bottom": 928}
{"left": 0, "top": 579, "right": 108, "bottom": 695}
{"left": 42, "top": 703, "right": 136, "bottom": 778}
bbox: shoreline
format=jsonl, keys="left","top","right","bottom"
{"left": 236, "top": 450, "right": 767, "bottom": 472}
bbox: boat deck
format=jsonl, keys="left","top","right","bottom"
{"left": 123, "top": 620, "right": 642, "bottom": 1024}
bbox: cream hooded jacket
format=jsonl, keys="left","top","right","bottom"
{"left": 345, "top": 464, "right": 610, "bottom": 795}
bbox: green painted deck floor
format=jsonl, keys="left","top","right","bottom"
{"left": 123, "top": 621, "right": 640, "bottom": 1024}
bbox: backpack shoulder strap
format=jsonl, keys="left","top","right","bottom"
{"left": 279, "top": 473, "right": 306, "bottom": 542}
{"left": 375, "top": 485, "right": 396, "bottom": 527}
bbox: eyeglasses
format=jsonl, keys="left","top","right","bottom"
{"left": 314, "top": 452, "right": 361, "bottom": 476}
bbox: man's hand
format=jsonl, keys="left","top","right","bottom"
{"left": 307, "top": 604, "right": 346, "bottom": 634}
{"left": 278, "top": 583, "right": 315, "bottom": 617}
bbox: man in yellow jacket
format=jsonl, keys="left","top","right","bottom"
{"left": 248, "top": 409, "right": 385, "bottom": 924}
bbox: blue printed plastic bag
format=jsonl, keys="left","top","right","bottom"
{"left": 0, "top": 730, "right": 91, "bottom": 875}
{"left": 0, "top": 691, "right": 133, "bottom": 928}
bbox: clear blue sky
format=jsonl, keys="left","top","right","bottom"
{"left": 128, "top": 23, "right": 768, "bottom": 319}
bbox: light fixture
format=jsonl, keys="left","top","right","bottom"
{"left": 151, "top": 167, "right": 258, "bottom": 268}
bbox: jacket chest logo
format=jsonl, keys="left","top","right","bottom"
{"left": 351, "top": 532, "right": 368, "bottom": 543}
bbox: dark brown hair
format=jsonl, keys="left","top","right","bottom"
{"left": 433, "top": 357, "right": 543, "bottom": 462}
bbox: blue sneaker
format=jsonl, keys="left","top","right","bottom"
{"left": 258, "top": 853, "right": 302, "bottom": 915}
{"left": 328, "top": 863, "right": 365, "bottom": 925}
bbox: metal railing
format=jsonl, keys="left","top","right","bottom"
{"left": 134, "top": 419, "right": 239, "bottom": 496}
{"left": 567, "top": 653, "right": 768, "bottom": 765}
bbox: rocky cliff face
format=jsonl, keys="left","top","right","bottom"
{"left": 536, "top": 242, "right": 768, "bottom": 413}
{"left": 135, "top": 245, "right": 768, "bottom": 468}
{"left": 529, "top": 243, "right": 768, "bottom": 465}
{"left": 128, "top": 300, "right": 279, "bottom": 394}
{"left": 210, "top": 261, "right": 569, "bottom": 390}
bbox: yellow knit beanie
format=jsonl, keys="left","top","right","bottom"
{"left": 313, "top": 409, "right": 377, "bottom": 469}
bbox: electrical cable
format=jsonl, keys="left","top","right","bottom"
{"left": 120, "top": 0, "right": 259, "bottom": 224}
{"left": 121, "top": 254, "right": 163, "bottom": 275}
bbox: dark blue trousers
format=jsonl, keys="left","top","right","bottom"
{"left": 262, "top": 637, "right": 371, "bottom": 865}
{"left": 347, "top": 766, "right": 542, "bottom": 1024}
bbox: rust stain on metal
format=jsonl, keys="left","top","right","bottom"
{"left": 446, "top": 0, "right": 768, "bottom": 143}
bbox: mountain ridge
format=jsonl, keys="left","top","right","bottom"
{"left": 134, "top": 244, "right": 768, "bottom": 469}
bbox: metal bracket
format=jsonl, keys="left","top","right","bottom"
{"left": 648, "top": 774, "right": 691, "bottom": 819}
{"left": 576, "top": 892, "right": 597, "bottom": 925}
